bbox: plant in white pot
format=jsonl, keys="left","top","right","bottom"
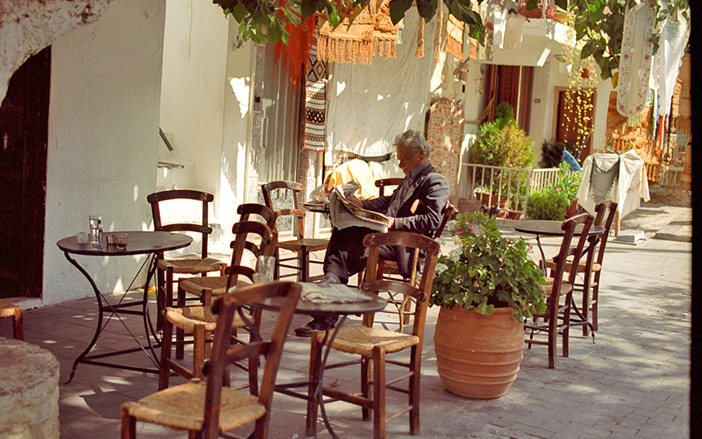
{"left": 430, "top": 212, "right": 546, "bottom": 398}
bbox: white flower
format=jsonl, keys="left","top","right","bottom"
{"left": 435, "top": 262, "right": 448, "bottom": 274}
{"left": 449, "top": 247, "right": 461, "bottom": 262}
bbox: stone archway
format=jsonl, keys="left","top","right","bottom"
{"left": 0, "top": 0, "right": 116, "bottom": 101}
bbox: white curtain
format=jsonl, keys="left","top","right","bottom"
{"left": 325, "top": 12, "right": 436, "bottom": 157}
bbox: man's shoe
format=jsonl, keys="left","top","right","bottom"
{"left": 294, "top": 315, "right": 338, "bottom": 337}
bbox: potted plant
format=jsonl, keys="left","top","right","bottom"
{"left": 430, "top": 212, "right": 546, "bottom": 399}
{"left": 470, "top": 103, "right": 534, "bottom": 210}
{"left": 527, "top": 163, "right": 582, "bottom": 220}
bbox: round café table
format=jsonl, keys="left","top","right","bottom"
{"left": 57, "top": 231, "right": 192, "bottom": 383}
{"left": 253, "top": 283, "right": 387, "bottom": 439}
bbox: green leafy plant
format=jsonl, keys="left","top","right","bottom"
{"left": 551, "top": 162, "right": 582, "bottom": 204}
{"left": 430, "top": 212, "right": 546, "bottom": 322}
{"left": 526, "top": 188, "right": 570, "bottom": 220}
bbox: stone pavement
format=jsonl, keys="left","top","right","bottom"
{"left": 0, "top": 201, "right": 691, "bottom": 439}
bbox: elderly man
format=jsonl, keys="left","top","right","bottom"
{"left": 295, "top": 129, "right": 450, "bottom": 336}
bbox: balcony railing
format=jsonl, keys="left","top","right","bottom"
{"left": 460, "top": 163, "right": 566, "bottom": 219}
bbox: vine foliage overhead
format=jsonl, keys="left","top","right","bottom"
{"left": 213, "top": 0, "right": 485, "bottom": 45}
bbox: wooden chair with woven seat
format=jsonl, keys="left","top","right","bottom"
{"left": 237, "top": 203, "right": 278, "bottom": 230}
{"left": 172, "top": 221, "right": 277, "bottom": 363}
{"left": 377, "top": 200, "right": 456, "bottom": 331}
{"left": 261, "top": 181, "right": 329, "bottom": 282}
{"left": 525, "top": 212, "right": 594, "bottom": 368}
{"left": 122, "top": 281, "right": 301, "bottom": 439}
{"left": 0, "top": 299, "right": 23, "bottom": 340}
{"left": 160, "top": 264, "right": 261, "bottom": 391}
{"left": 544, "top": 200, "right": 617, "bottom": 336}
{"left": 374, "top": 177, "right": 404, "bottom": 198}
{"left": 305, "top": 231, "right": 440, "bottom": 439}
{"left": 147, "top": 189, "right": 227, "bottom": 330}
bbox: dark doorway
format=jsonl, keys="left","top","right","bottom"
{"left": 0, "top": 47, "right": 51, "bottom": 299}
{"left": 556, "top": 88, "right": 595, "bottom": 160}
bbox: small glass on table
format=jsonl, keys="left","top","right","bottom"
{"left": 253, "top": 255, "right": 275, "bottom": 283}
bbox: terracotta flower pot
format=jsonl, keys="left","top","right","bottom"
{"left": 434, "top": 306, "right": 524, "bottom": 399}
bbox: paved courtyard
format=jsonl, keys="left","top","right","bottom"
{"left": 0, "top": 202, "right": 691, "bottom": 438}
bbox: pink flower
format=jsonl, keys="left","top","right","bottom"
{"left": 499, "top": 257, "right": 504, "bottom": 263}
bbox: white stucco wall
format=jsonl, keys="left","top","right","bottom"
{"left": 43, "top": 0, "right": 166, "bottom": 305}
{"left": 157, "top": 0, "right": 254, "bottom": 253}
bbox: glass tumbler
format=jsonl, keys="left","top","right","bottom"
{"left": 253, "top": 255, "right": 276, "bottom": 283}
{"left": 89, "top": 215, "right": 103, "bottom": 247}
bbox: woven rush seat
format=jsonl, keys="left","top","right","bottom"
{"left": 125, "top": 380, "right": 265, "bottom": 432}
{"left": 314, "top": 325, "right": 419, "bottom": 356}
{"left": 277, "top": 238, "right": 328, "bottom": 253}
{"left": 165, "top": 306, "right": 250, "bottom": 333}
{"left": 544, "top": 259, "right": 602, "bottom": 274}
{"left": 157, "top": 257, "right": 225, "bottom": 274}
{"left": 178, "top": 275, "right": 231, "bottom": 303}
{"left": 543, "top": 278, "right": 573, "bottom": 297}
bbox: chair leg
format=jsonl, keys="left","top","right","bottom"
{"left": 361, "top": 355, "right": 371, "bottom": 421}
{"left": 300, "top": 247, "right": 310, "bottom": 282}
{"left": 373, "top": 348, "right": 386, "bottom": 439}
{"left": 409, "top": 346, "right": 421, "bottom": 435}
{"left": 193, "top": 324, "right": 206, "bottom": 378}
{"left": 548, "top": 303, "right": 557, "bottom": 369}
{"left": 563, "top": 295, "right": 571, "bottom": 359}
{"left": 120, "top": 403, "right": 137, "bottom": 439}
{"left": 305, "top": 335, "right": 322, "bottom": 437}
{"left": 581, "top": 272, "right": 592, "bottom": 336}
{"left": 156, "top": 267, "right": 164, "bottom": 331}
{"left": 592, "top": 272, "right": 601, "bottom": 331}
{"left": 176, "top": 284, "right": 186, "bottom": 360}
{"left": 13, "top": 307, "right": 23, "bottom": 340}
{"left": 158, "top": 318, "right": 174, "bottom": 390}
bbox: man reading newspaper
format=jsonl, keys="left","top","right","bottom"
{"left": 295, "top": 129, "right": 449, "bottom": 336}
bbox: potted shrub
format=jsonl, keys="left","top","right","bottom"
{"left": 527, "top": 163, "right": 582, "bottom": 220}
{"left": 430, "top": 212, "right": 546, "bottom": 399}
{"left": 470, "top": 103, "right": 534, "bottom": 210}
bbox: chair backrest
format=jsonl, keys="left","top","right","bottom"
{"left": 361, "top": 231, "right": 441, "bottom": 337}
{"left": 147, "top": 189, "right": 214, "bottom": 259}
{"left": 238, "top": 203, "right": 278, "bottom": 230}
{"left": 375, "top": 177, "right": 404, "bottom": 197}
{"left": 433, "top": 201, "right": 457, "bottom": 239}
{"left": 550, "top": 213, "right": 595, "bottom": 297}
{"left": 592, "top": 200, "right": 618, "bottom": 266}
{"left": 201, "top": 281, "right": 302, "bottom": 439}
{"left": 260, "top": 181, "right": 306, "bottom": 239}
{"left": 226, "top": 221, "right": 277, "bottom": 289}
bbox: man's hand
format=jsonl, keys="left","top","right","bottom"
{"left": 388, "top": 217, "right": 395, "bottom": 230}
{"left": 347, "top": 195, "right": 363, "bottom": 208}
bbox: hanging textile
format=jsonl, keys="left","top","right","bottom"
{"left": 650, "top": 16, "right": 690, "bottom": 117}
{"left": 317, "top": 0, "right": 401, "bottom": 64}
{"left": 446, "top": 15, "right": 464, "bottom": 59}
{"left": 577, "top": 150, "right": 650, "bottom": 219}
{"left": 325, "top": 12, "right": 436, "bottom": 156}
{"left": 304, "top": 27, "right": 328, "bottom": 152}
{"left": 274, "top": 9, "right": 316, "bottom": 85}
{"left": 416, "top": 19, "right": 425, "bottom": 57}
{"left": 617, "top": 2, "right": 655, "bottom": 117}
{"left": 425, "top": 98, "right": 465, "bottom": 200}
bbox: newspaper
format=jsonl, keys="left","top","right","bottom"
{"left": 329, "top": 183, "right": 391, "bottom": 232}
{"left": 299, "top": 282, "right": 372, "bottom": 303}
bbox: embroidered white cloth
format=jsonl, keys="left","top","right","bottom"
{"left": 299, "top": 282, "right": 372, "bottom": 304}
{"left": 577, "top": 150, "right": 650, "bottom": 219}
{"left": 325, "top": 12, "right": 436, "bottom": 157}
